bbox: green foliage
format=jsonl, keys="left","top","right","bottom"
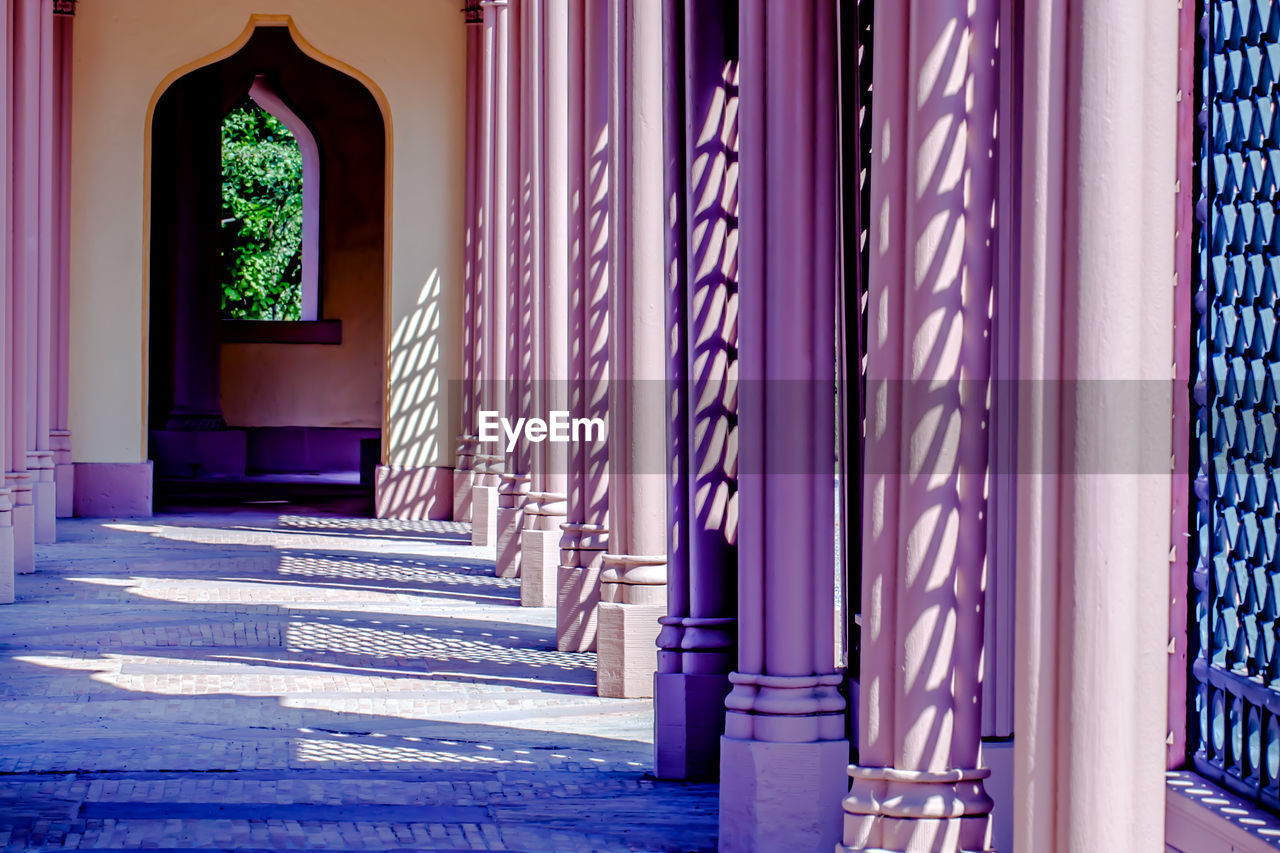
{"left": 220, "top": 99, "right": 304, "bottom": 320}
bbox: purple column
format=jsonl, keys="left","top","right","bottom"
{"left": 654, "top": 0, "right": 739, "bottom": 781}
{"left": 0, "top": 0, "right": 16, "bottom": 602}
{"left": 7, "top": 0, "right": 40, "bottom": 575}
{"left": 494, "top": 0, "right": 530, "bottom": 579}
{"left": 520, "top": 0, "right": 571, "bottom": 609}
{"left": 49, "top": 0, "right": 71, "bottom": 519}
{"left": 717, "top": 2, "right": 847, "bottom": 850}
{"left": 453, "top": 2, "right": 485, "bottom": 524}
{"left": 595, "top": 0, "right": 668, "bottom": 700}
{"left": 839, "top": 1, "right": 998, "bottom": 851}
{"left": 471, "top": 0, "right": 510, "bottom": 548}
{"left": 555, "top": 0, "right": 610, "bottom": 653}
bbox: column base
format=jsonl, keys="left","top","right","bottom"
{"left": 495, "top": 505, "right": 524, "bottom": 579}
{"left": 51, "top": 430, "right": 73, "bottom": 518}
{"left": 452, "top": 467, "right": 476, "bottom": 523}
{"left": 654, "top": 671, "right": 732, "bottom": 780}
{"left": 30, "top": 453, "right": 56, "bottom": 545}
{"left": 557, "top": 563, "right": 601, "bottom": 651}
{"left": 520, "top": 528, "right": 560, "bottom": 607}
{"left": 0, "top": 505, "right": 13, "bottom": 604}
{"left": 718, "top": 735, "right": 848, "bottom": 853}
{"left": 73, "top": 462, "right": 153, "bottom": 517}
{"left": 471, "top": 484, "right": 498, "bottom": 547}
{"left": 32, "top": 477, "right": 55, "bottom": 545}
{"left": 839, "top": 766, "right": 993, "bottom": 853}
{"left": 12, "top": 499, "right": 33, "bottom": 575}
{"left": 597, "top": 601, "right": 664, "bottom": 698}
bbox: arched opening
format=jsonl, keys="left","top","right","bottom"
{"left": 147, "top": 24, "right": 387, "bottom": 511}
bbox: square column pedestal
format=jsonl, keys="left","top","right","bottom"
{"left": 653, "top": 671, "right": 733, "bottom": 780}
{"left": 557, "top": 562, "right": 602, "bottom": 651}
{"left": 453, "top": 467, "right": 476, "bottom": 523}
{"left": 520, "top": 528, "right": 560, "bottom": 607}
{"left": 471, "top": 484, "right": 498, "bottom": 547}
{"left": 597, "top": 601, "right": 664, "bottom": 698}
{"left": 51, "top": 431, "right": 73, "bottom": 519}
{"left": 7, "top": 477, "right": 34, "bottom": 575}
{"left": 495, "top": 505, "right": 524, "bottom": 579}
{"left": 718, "top": 736, "right": 849, "bottom": 853}
{"left": 0, "top": 497, "right": 13, "bottom": 604}
{"left": 29, "top": 452, "right": 56, "bottom": 544}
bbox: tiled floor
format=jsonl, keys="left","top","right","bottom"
{"left": 0, "top": 508, "right": 717, "bottom": 851}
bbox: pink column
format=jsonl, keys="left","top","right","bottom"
{"left": 453, "top": 2, "right": 485, "bottom": 524}
{"left": 7, "top": 0, "right": 40, "bottom": 575}
{"left": 717, "top": 1, "right": 846, "bottom": 850}
{"left": 654, "top": 0, "right": 739, "bottom": 781}
{"left": 471, "top": 0, "right": 510, "bottom": 548}
{"left": 0, "top": 0, "right": 16, "bottom": 602}
{"left": 494, "top": 0, "right": 530, "bottom": 579}
{"left": 594, "top": 0, "right": 668, "bottom": 700}
{"left": 29, "top": 0, "right": 53, "bottom": 544}
{"left": 49, "top": 0, "right": 71, "bottom": 519}
{"left": 839, "top": 2, "right": 998, "bottom": 851}
{"left": 1012, "top": 0, "right": 1176, "bottom": 850}
{"left": 555, "top": 0, "right": 610, "bottom": 652}
{"left": 520, "top": 0, "right": 570, "bottom": 608}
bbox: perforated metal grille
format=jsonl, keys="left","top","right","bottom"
{"left": 1192, "top": 0, "right": 1280, "bottom": 809}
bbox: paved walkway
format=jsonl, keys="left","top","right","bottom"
{"left": 0, "top": 509, "right": 717, "bottom": 851}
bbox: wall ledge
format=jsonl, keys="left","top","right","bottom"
{"left": 222, "top": 319, "right": 342, "bottom": 345}
{"left": 1167, "top": 770, "right": 1280, "bottom": 852}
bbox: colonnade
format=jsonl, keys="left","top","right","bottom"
{"left": 453, "top": 1, "right": 1180, "bottom": 852}
{"left": 0, "top": 0, "right": 75, "bottom": 605}
{"left": 0, "top": 0, "right": 1185, "bottom": 850}
{"left": 454, "top": 0, "right": 859, "bottom": 848}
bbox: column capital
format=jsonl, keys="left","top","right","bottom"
{"left": 53, "top": 0, "right": 76, "bottom": 15}
{"left": 462, "top": 2, "right": 483, "bottom": 24}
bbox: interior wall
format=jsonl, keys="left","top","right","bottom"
{"left": 69, "top": 1, "right": 465, "bottom": 467}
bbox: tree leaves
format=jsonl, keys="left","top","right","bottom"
{"left": 220, "top": 99, "right": 304, "bottom": 321}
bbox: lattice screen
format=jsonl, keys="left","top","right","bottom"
{"left": 1192, "top": 0, "right": 1280, "bottom": 809}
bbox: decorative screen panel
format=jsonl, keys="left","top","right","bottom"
{"left": 1192, "top": 0, "right": 1280, "bottom": 809}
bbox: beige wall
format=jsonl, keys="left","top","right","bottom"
{"left": 69, "top": 1, "right": 465, "bottom": 466}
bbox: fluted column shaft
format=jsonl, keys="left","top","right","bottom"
{"left": 839, "top": 2, "right": 998, "bottom": 851}
{"left": 471, "top": 0, "right": 510, "bottom": 548}
{"left": 594, "top": 0, "right": 668, "bottom": 700}
{"left": 1012, "top": 0, "right": 1176, "bottom": 850}
{"left": 538, "top": 0, "right": 569, "bottom": 521}
{"left": 493, "top": 0, "right": 531, "bottom": 578}
{"left": 49, "top": 1, "right": 71, "bottom": 519}
{"left": 717, "top": 1, "right": 846, "bottom": 851}
{"left": 0, "top": 0, "right": 17, "bottom": 602}
{"left": 8, "top": 0, "right": 40, "bottom": 574}
{"left": 655, "top": 0, "right": 739, "bottom": 781}
{"left": 518, "top": 0, "right": 571, "bottom": 608}
{"left": 454, "top": 4, "right": 485, "bottom": 523}
{"left": 556, "top": 0, "right": 611, "bottom": 652}
{"left": 28, "top": 0, "right": 53, "bottom": 543}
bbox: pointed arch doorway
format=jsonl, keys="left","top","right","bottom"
{"left": 147, "top": 23, "right": 387, "bottom": 512}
